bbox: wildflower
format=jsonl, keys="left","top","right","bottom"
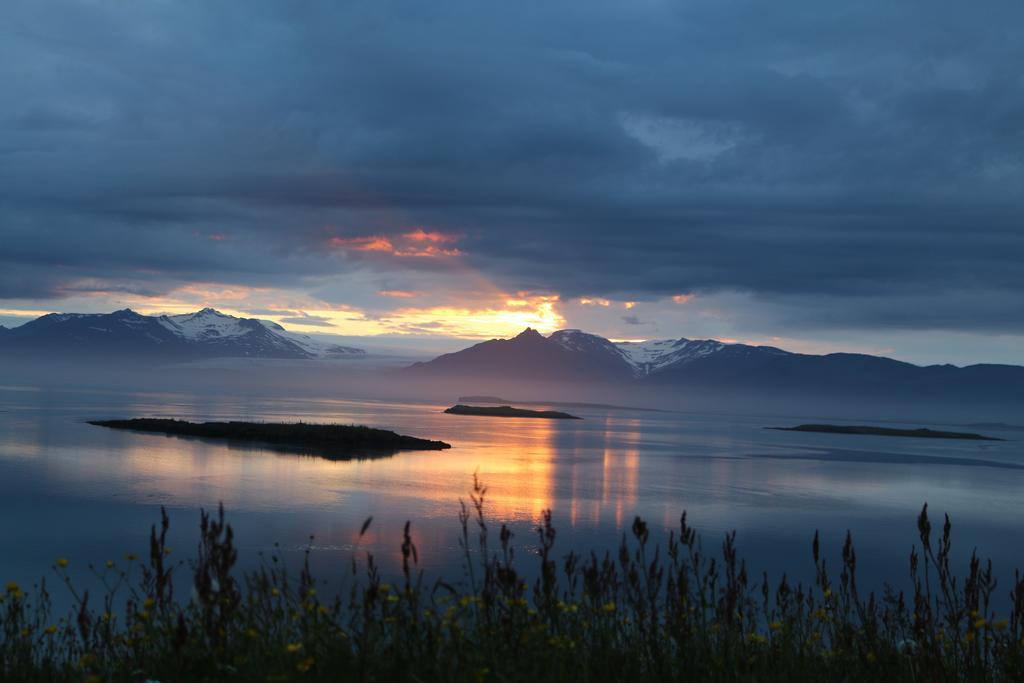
{"left": 296, "top": 657, "right": 315, "bottom": 673}
{"left": 45, "top": 625, "right": 58, "bottom": 635}
{"left": 125, "top": 553, "right": 137, "bottom": 562}
{"left": 386, "top": 594, "right": 399, "bottom": 603}
{"left": 79, "top": 653, "right": 97, "bottom": 668}
{"left": 994, "top": 619, "right": 1009, "bottom": 631}
{"left": 105, "top": 560, "right": 114, "bottom": 569}
{"left": 602, "top": 601, "right": 616, "bottom": 613}
{"left": 144, "top": 598, "right": 155, "bottom": 610}
{"left": 318, "top": 605, "right": 329, "bottom": 615}
{"left": 966, "top": 631, "right": 976, "bottom": 644}
{"left": 823, "top": 589, "right": 833, "bottom": 599}
{"left": 475, "top": 667, "right": 491, "bottom": 682}
{"left": 814, "top": 608, "right": 828, "bottom": 620}
{"left": 747, "top": 633, "right": 768, "bottom": 645}
{"left": 246, "top": 628, "right": 260, "bottom": 640}
{"left": 5, "top": 581, "right": 19, "bottom": 593}
{"left": 307, "top": 588, "right": 316, "bottom": 597}
{"left": 271, "top": 588, "right": 280, "bottom": 597}
{"left": 769, "top": 621, "right": 783, "bottom": 631}
{"left": 286, "top": 642, "right": 304, "bottom": 653}
{"left": 974, "top": 618, "right": 987, "bottom": 630}
{"left": 897, "top": 638, "right": 918, "bottom": 654}
{"left": 56, "top": 557, "right": 69, "bottom": 568}
{"left": 164, "top": 547, "right": 172, "bottom": 555}
{"left": 866, "top": 652, "right": 877, "bottom": 664}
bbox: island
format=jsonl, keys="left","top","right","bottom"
{"left": 88, "top": 418, "right": 452, "bottom": 457}
{"left": 444, "top": 405, "right": 582, "bottom": 420}
{"left": 457, "top": 395, "right": 663, "bottom": 412}
{"left": 768, "top": 424, "right": 1002, "bottom": 441}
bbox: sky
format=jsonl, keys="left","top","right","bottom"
{"left": 1, "top": 0, "right": 1023, "bottom": 366}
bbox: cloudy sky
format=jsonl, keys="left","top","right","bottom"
{"left": 2, "top": 0, "right": 1022, "bottom": 365}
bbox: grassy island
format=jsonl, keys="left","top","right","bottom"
{"left": 88, "top": 418, "right": 452, "bottom": 456}
{"left": 444, "top": 404, "right": 582, "bottom": 419}
{"left": 769, "top": 424, "right": 1002, "bottom": 441}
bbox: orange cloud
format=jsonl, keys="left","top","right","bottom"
{"left": 378, "top": 289, "right": 420, "bottom": 298}
{"left": 403, "top": 228, "right": 457, "bottom": 244}
{"left": 327, "top": 236, "right": 395, "bottom": 252}
{"left": 672, "top": 294, "right": 694, "bottom": 304}
{"left": 327, "top": 230, "right": 461, "bottom": 258}
{"left": 624, "top": 301, "right": 637, "bottom": 309}
{"left": 579, "top": 297, "right": 611, "bottom": 307}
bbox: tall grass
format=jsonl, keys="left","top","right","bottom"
{"left": 3, "top": 476, "right": 1023, "bottom": 681}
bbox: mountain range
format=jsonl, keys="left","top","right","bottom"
{"left": 405, "top": 328, "right": 1024, "bottom": 401}
{"left": 2, "top": 310, "right": 1022, "bottom": 404}
{"left": 0, "top": 308, "right": 365, "bottom": 361}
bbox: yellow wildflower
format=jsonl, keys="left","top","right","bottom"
{"left": 994, "top": 619, "right": 1009, "bottom": 631}
{"left": 974, "top": 618, "right": 987, "bottom": 630}
{"left": 105, "top": 560, "right": 114, "bottom": 569}
{"left": 45, "top": 625, "right": 58, "bottom": 635}
{"left": 56, "top": 558, "right": 69, "bottom": 569}
{"left": 5, "top": 581, "right": 19, "bottom": 593}
{"left": 286, "top": 642, "right": 304, "bottom": 653}
{"left": 769, "top": 621, "right": 783, "bottom": 631}
{"left": 125, "top": 553, "right": 137, "bottom": 562}
{"left": 602, "top": 601, "right": 616, "bottom": 613}
{"left": 296, "top": 657, "right": 315, "bottom": 673}
{"left": 246, "top": 628, "right": 260, "bottom": 639}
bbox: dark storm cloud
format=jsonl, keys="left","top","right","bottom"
{"left": 1, "top": 0, "right": 1022, "bottom": 334}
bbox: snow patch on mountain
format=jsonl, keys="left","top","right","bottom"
{"left": 615, "top": 338, "right": 727, "bottom": 375}
{"left": 160, "top": 308, "right": 251, "bottom": 341}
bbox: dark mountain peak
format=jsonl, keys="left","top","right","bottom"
{"left": 513, "top": 327, "right": 545, "bottom": 341}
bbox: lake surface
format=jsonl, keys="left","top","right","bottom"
{"left": 1, "top": 384, "right": 1022, "bottom": 607}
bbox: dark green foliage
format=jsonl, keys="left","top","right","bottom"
{"left": 3, "top": 481, "right": 1023, "bottom": 681}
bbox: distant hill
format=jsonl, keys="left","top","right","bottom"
{"left": 404, "top": 328, "right": 636, "bottom": 382}
{"left": 0, "top": 308, "right": 365, "bottom": 362}
{"left": 404, "top": 327, "right": 1024, "bottom": 402}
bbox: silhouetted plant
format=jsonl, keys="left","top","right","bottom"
{"left": 2, "top": 483, "right": 1023, "bottom": 681}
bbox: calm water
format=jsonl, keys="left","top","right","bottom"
{"left": 1, "top": 384, "right": 1022, "bottom": 605}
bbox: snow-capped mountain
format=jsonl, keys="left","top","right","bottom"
{"left": 0, "top": 308, "right": 365, "bottom": 361}
{"left": 405, "top": 327, "right": 1024, "bottom": 402}
{"left": 548, "top": 329, "right": 783, "bottom": 378}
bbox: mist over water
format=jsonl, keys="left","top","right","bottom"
{"left": 1, "top": 377, "right": 1022, "bottom": 612}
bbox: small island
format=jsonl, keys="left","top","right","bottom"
{"left": 89, "top": 418, "right": 452, "bottom": 457}
{"left": 444, "top": 405, "right": 582, "bottom": 420}
{"left": 768, "top": 424, "right": 1002, "bottom": 441}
